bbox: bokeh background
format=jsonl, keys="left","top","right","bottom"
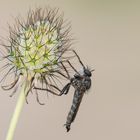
{"left": 0, "top": 0, "right": 140, "bottom": 140}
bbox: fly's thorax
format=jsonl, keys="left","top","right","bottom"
{"left": 78, "top": 68, "right": 85, "bottom": 76}
{"left": 72, "top": 75, "right": 91, "bottom": 91}
{"left": 71, "top": 77, "right": 81, "bottom": 89}
{"left": 82, "top": 77, "right": 91, "bottom": 90}
{"left": 78, "top": 67, "right": 92, "bottom": 77}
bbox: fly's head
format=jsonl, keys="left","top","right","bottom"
{"left": 83, "top": 67, "right": 93, "bottom": 77}
{"left": 74, "top": 67, "right": 93, "bottom": 79}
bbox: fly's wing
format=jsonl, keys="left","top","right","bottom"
{"left": 65, "top": 88, "right": 85, "bottom": 132}
{"left": 70, "top": 89, "right": 85, "bottom": 122}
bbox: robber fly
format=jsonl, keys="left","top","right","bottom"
{"left": 59, "top": 50, "right": 94, "bottom": 132}
{"left": 34, "top": 50, "right": 94, "bottom": 132}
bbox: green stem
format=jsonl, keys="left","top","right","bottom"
{"left": 6, "top": 81, "right": 29, "bottom": 140}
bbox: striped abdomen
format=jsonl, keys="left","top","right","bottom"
{"left": 65, "top": 89, "right": 84, "bottom": 132}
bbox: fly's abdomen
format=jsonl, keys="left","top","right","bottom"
{"left": 65, "top": 89, "right": 84, "bottom": 132}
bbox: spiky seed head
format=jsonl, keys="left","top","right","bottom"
{"left": 0, "top": 8, "right": 72, "bottom": 103}
{"left": 8, "top": 8, "right": 71, "bottom": 77}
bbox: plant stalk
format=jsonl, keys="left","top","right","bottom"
{"left": 6, "top": 81, "right": 29, "bottom": 140}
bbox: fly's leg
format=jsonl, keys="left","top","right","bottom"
{"left": 67, "top": 60, "right": 80, "bottom": 75}
{"left": 34, "top": 82, "right": 72, "bottom": 96}
{"left": 34, "top": 86, "right": 62, "bottom": 96}
{"left": 60, "top": 61, "right": 71, "bottom": 79}
{"left": 60, "top": 83, "right": 71, "bottom": 95}
{"left": 54, "top": 61, "right": 71, "bottom": 80}
{"left": 55, "top": 71, "right": 69, "bottom": 79}
{"left": 72, "top": 50, "right": 85, "bottom": 69}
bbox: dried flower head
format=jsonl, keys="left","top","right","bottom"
{"left": 0, "top": 8, "right": 72, "bottom": 103}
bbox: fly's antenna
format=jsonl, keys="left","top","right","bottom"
{"left": 91, "top": 69, "right": 95, "bottom": 72}
{"left": 72, "top": 50, "right": 85, "bottom": 69}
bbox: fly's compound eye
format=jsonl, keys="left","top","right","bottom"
{"left": 84, "top": 69, "right": 92, "bottom": 77}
